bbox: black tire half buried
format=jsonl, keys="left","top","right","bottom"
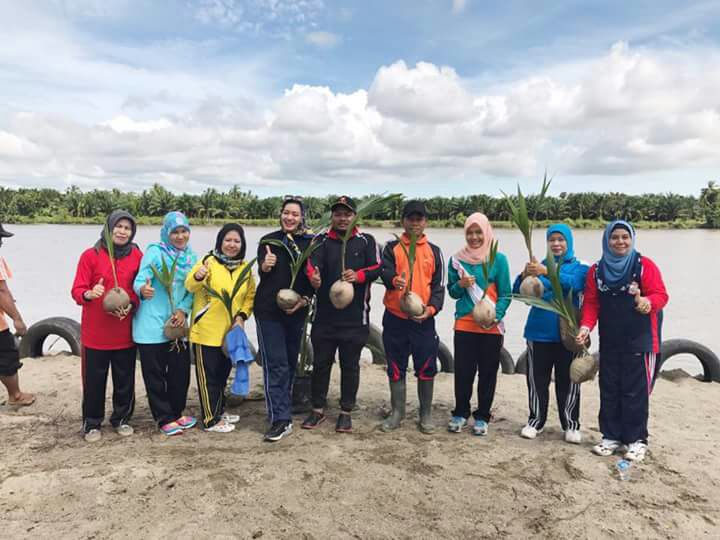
{"left": 18, "top": 317, "right": 82, "bottom": 358}
{"left": 659, "top": 339, "right": 720, "bottom": 382}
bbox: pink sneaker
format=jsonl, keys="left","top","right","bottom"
{"left": 176, "top": 416, "right": 197, "bottom": 430}
{"left": 160, "top": 422, "right": 183, "bottom": 436}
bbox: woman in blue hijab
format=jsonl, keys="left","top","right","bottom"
{"left": 514, "top": 223, "right": 589, "bottom": 444}
{"left": 133, "top": 211, "right": 198, "bottom": 436}
{"left": 576, "top": 220, "right": 668, "bottom": 462}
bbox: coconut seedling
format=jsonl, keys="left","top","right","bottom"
{"left": 393, "top": 231, "right": 424, "bottom": 317}
{"left": 472, "top": 239, "right": 499, "bottom": 326}
{"left": 101, "top": 223, "right": 131, "bottom": 314}
{"left": 329, "top": 193, "right": 403, "bottom": 310}
{"left": 503, "top": 173, "right": 551, "bottom": 298}
{"left": 148, "top": 253, "right": 186, "bottom": 342}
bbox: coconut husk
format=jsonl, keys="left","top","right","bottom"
{"left": 276, "top": 289, "right": 301, "bottom": 310}
{"left": 559, "top": 315, "right": 589, "bottom": 354}
{"left": 519, "top": 276, "right": 544, "bottom": 298}
{"left": 329, "top": 280, "right": 354, "bottom": 309}
{"left": 163, "top": 318, "right": 187, "bottom": 341}
{"left": 102, "top": 287, "right": 130, "bottom": 313}
{"left": 399, "top": 291, "right": 424, "bottom": 317}
{"left": 472, "top": 299, "right": 496, "bottom": 327}
{"left": 570, "top": 353, "right": 599, "bottom": 384}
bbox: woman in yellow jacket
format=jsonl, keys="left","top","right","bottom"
{"left": 185, "top": 224, "right": 256, "bottom": 433}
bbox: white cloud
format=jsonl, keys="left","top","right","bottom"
{"left": 452, "top": 0, "right": 468, "bottom": 15}
{"left": 305, "top": 31, "right": 341, "bottom": 48}
{"left": 103, "top": 116, "right": 173, "bottom": 133}
{"left": 192, "top": 0, "right": 325, "bottom": 35}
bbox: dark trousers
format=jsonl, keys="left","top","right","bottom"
{"left": 0, "top": 329, "right": 22, "bottom": 377}
{"left": 382, "top": 311, "right": 439, "bottom": 381}
{"left": 599, "top": 350, "right": 658, "bottom": 444}
{"left": 81, "top": 346, "right": 136, "bottom": 432}
{"left": 194, "top": 344, "right": 232, "bottom": 428}
{"left": 310, "top": 324, "right": 368, "bottom": 412}
{"left": 525, "top": 341, "right": 580, "bottom": 431}
{"left": 257, "top": 317, "right": 304, "bottom": 424}
{"left": 138, "top": 342, "right": 191, "bottom": 427}
{"left": 452, "top": 331, "right": 503, "bottom": 422}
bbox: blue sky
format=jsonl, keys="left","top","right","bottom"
{"left": 1, "top": 0, "right": 719, "bottom": 197}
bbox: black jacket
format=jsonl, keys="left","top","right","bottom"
{"left": 309, "top": 228, "right": 381, "bottom": 327}
{"left": 254, "top": 230, "right": 315, "bottom": 323}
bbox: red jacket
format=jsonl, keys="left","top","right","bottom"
{"left": 71, "top": 246, "right": 142, "bottom": 350}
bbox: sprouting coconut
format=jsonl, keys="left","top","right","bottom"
{"left": 392, "top": 232, "right": 425, "bottom": 318}
{"left": 149, "top": 252, "right": 187, "bottom": 342}
{"left": 570, "top": 352, "right": 599, "bottom": 384}
{"left": 471, "top": 239, "right": 499, "bottom": 327}
{"left": 101, "top": 223, "right": 131, "bottom": 314}
{"left": 260, "top": 236, "right": 323, "bottom": 311}
{"left": 559, "top": 309, "right": 589, "bottom": 354}
{"left": 330, "top": 193, "right": 403, "bottom": 310}
{"left": 503, "top": 173, "right": 551, "bottom": 298}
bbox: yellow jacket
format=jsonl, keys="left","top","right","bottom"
{"left": 185, "top": 256, "right": 256, "bottom": 347}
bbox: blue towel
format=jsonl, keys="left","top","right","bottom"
{"left": 224, "top": 325, "right": 255, "bottom": 397}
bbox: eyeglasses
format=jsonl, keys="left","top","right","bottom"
{"left": 283, "top": 195, "right": 304, "bottom": 201}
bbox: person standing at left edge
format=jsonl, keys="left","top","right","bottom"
{"left": 0, "top": 223, "right": 34, "bottom": 407}
{"left": 380, "top": 201, "right": 445, "bottom": 434}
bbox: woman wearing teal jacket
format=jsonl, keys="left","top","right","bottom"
{"left": 446, "top": 212, "right": 511, "bottom": 436}
{"left": 133, "top": 212, "right": 198, "bottom": 436}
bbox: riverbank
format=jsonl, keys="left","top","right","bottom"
{"left": 2, "top": 355, "right": 719, "bottom": 539}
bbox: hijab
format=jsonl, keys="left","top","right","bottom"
{"left": 455, "top": 212, "right": 495, "bottom": 265}
{"left": 212, "top": 223, "right": 246, "bottom": 270}
{"left": 95, "top": 210, "right": 138, "bottom": 259}
{"left": 148, "top": 211, "right": 196, "bottom": 275}
{"left": 598, "top": 220, "right": 637, "bottom": 285}
{"left": 544, "top": 223, "right": 576, "bottom": 264}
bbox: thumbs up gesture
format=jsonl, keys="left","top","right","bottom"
{"left": 262, "top": 245, "right": 277, "bottom": 272}
{"left": 631, "top": 282, "right": 651, "bottom": 315}
{"left": 87, "top": 277, "right": 105, "bottom": 299}
{"left": 310, "top": 265, "right": 322, "bottom": 290}
{"left": 195, "top": 259, "right": 210, "bottom": 281}
{"left": 140, "top": 277, "right": 155, "bottom": 300}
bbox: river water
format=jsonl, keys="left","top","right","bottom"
{"left": 3, "top": 224, "right": 718, "bottom": 375}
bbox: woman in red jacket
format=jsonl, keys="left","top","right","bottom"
{"left": 576, "top": 220, "right": 668, "bottom": 462}
{"left": 71, "top": 210, "right": 142, "bottom": 443}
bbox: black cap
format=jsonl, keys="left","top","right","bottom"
{"left": 402, "top": 200, "right": 428, "bottom": 218}
{"left": 330, "top": 196, "right": 356, "bottom": 213}
{"left": 0, "top": 224, "right": 13, "bottom": 238}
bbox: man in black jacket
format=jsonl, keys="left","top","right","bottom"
{"left": 301, "top": 196, "right": 381, "bottom": 433}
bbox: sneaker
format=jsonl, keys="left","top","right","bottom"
{"left": 176, "top": 416, "right": 197, "bottom": 430}
{"left": 473, "top": 419, "right": 488, "bottom": 436}
{"left": 447, "top": 416, "right": 468, "bottom": 433}
{"left": 624, "top": 441, "right": 648, "bottom": 462}
{"left": 592, "top": 439, "right": 622, "bottom": 457}
{"left": 84, "top": 429, "right": 102, "bottom": 443}
{"left": 160, "top": 422, "right": 183, "bottom": 436}
{"left": 264, "top": 421, "right": 293, "bottom": 442}
{"left": 204, "top": 420, "right": 235, "bottom": 433}
{"left": 564, "top": 429, "right": 583, "bottom": 444}
{"left": 335, "top": 413, "right": 352, "bottom": 433}
{"left": 115, "top": 424, "right": 134, "bottom": 437}
{"left": 221, "top": 413, "right": 240, "bottom": 424}
{"left": 301, "top": 411, "right": 326, "bottom": 430}
{"left": 520, "top": 424, "right": 543, "bottom": 439}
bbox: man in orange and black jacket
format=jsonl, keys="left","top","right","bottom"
{"left": 379, "top": 201, "right": 444, "bottom": 434}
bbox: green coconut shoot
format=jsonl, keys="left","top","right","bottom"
{"left": 472, "top": 239, "right": 499, "bottom": 326}
{"left": 204, "top": 257, "right": 257, "bottom": 325}
{"left": 261, "top": 236, "right": 323, "bottom": 310}
{"left": 149, "top": 253, "right": 186, "bottom": 341}
{"left": 393, "top": 231, "right": 424, "bottom": 317}
{"left": 101, "top": 223, "right": 131, "bottom": 313}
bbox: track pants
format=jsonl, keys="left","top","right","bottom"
{"left": 81, "top": 346, "right": 136, "bottom": 433}
{"left": 257, "top": 317, "right": 304, "bottom": 424}
{"left": 382, "top": 311, "right": 439, "bottom": 381}
{"left": 310, "top": 324, "right": 368, "bottom": 412}
{"left": 452, "top": 331, "right": 503, "bottom": 422}
{"left": 599, "top": 350, "right": 658, "bottom": 444}
{"left": 525, "top": 341, "right": 580, "bottom": 431}
{"left": 194, "top": 344, "right": 232, "bottom": 428}
{"left": 138, "top": 342, "right": 191, "bottom": 427}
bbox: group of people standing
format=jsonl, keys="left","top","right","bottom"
{"left": 0, "top": 194, "right": 668, "bottom": 464}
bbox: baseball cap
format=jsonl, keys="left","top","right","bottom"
{"left": 331, "top": 196, "right": 357, "bottom": 213}
{"left": 401, "top": 200, "right": 428, "bottom": 218}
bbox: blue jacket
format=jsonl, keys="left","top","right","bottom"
{"left": 132, "top": 245, "right": 197, "bottom": 344}
{"left": 513, "top": 258, "right": 589, "bottom": 343}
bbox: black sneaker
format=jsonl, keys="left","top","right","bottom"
{"left": 264, "top": 421, "right": 293, "bottom": 442}
{"left": 301, "top": 411, "right": 326, "bottom": 430}
{"left": 335, "top": 413, "right": 352, "bottom": 433}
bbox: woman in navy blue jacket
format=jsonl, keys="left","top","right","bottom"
{"left": 514, "top": 224, "right": 589, "bottom": 444}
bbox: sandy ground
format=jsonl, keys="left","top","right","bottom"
{"left": 1, "top": 355, "right": 719, "bottom": 540}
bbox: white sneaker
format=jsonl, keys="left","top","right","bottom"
{"left": 204, "top": 420, "right": 236, "bottom": 433}
{"left": 592, "top": 439, "right": 622, "bottom": 456}
{"left": 624, "top": 441, "right": 648, "bottom": 462}
{"left": 84, "top": 429, "right": 102, "bottom": 443}
{"left": 115, "top": 424, "right": 134, "bottom": 437}
{"left": 564, "top": 429, "right": 582, "bottom": 444}
{"left": 221, "top": 413, "right": 240, "bottom": 424}
{"left": 520, "top": 424, "right": 543, "bottom": 439}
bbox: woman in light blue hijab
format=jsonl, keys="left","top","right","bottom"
{"left": 514, "top": 223, "right": 589, "bottom": 444}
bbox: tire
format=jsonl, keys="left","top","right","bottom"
{"left": 659, "top": 339, "right": 720, "bottom": 382}
{"left": 500, "top": 347, "right": 515, "bottom": 374}
{"left": 438, "top": 341, "right": 454, "bottom": 373}
{"left": 18, "top": 317, "right": 81, "bottom": 359}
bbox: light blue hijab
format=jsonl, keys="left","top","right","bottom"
{"left": 544, "top": 223, "right": 576, "bottom": 264}
{"left": 148, "top": 211, "right": 196, "bottom": 275}
{"left": 599, "top": 220, "right": 637, "bottom": 285}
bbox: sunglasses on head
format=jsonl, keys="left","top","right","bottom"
{"left": 283, "top": 195, "right": 304, "bottom": 202}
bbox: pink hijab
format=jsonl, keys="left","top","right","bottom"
{"left": 455, "top": 212, "right": 495, "bottom": 264}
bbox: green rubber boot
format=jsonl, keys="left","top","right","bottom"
{"left": 417, "top": 379, "right": 435, "bottom": 434}
{"left": 381, "top": 379, "right": 406, "bottom": 432}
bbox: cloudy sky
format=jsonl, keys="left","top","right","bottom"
{"left": 1, "top": 0, "right": 719, "bottom": 197}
